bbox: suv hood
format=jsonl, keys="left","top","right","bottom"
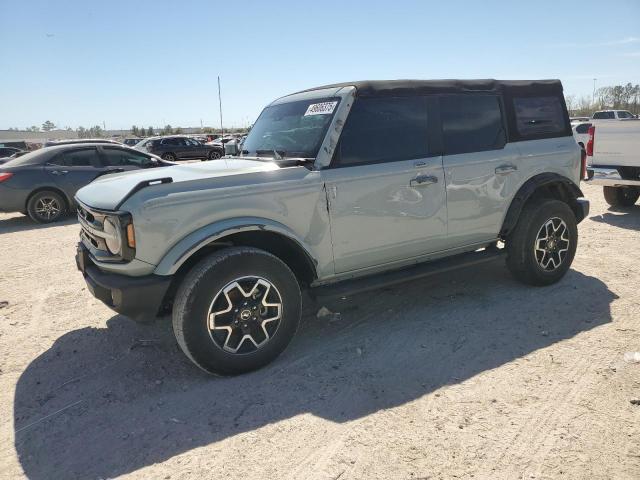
{"left": 76, "top": 158, "right": 280, "bottom": 210}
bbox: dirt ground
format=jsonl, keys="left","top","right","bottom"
{"left": 0, "top": 182, "right": 639, "bottom": 480}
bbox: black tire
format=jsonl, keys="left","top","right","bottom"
{"left": 603, "top": 186, "right": 639, "bottom": 207}
{"left": 208, "top": 150, "right": 221, "bottom": 160}
{"left": 172, "top": 247, "right": 301, "bottom": 375}
{"left": 27, "top": 190, "right": 66, "bottom": 223}
{"left": 506, "top": 199, "right": 578, "bottom": 286}
{"left": 162, "top": 152, "right": 177, "bottom": 162}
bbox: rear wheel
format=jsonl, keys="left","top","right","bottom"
{"left": 162, "top": 152, "right": 176, "bottom": 162}
{"left": 506, "top": 199, "right": 578, "bottom": 286}
{"left": 603, "top": 186, "right": 639, "bottom": 207}
{"left": 172, "top": 247, "right": 301, "bottom": 375}
{"left": 208, "top": 150, "right": 221, "bottom": 160}
{"left": 27, "top": 190, "right": 66, "bottom": 223}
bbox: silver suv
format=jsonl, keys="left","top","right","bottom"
{"left": 75, "top": 79, "right": 589, "bottom": 375}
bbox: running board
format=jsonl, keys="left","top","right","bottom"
{"left": 310, "top": 248, "right": 505, "bottom": 299}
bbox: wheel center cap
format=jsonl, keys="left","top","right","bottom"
{"left": 240, "top": 309, "right": 252, "bottom": 321}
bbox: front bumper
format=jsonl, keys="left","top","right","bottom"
{"left": 76, "top": 243, "right": 171, "bottom": 322}
{"left": 586, "top": 167, "right": 640, "bottom": 187}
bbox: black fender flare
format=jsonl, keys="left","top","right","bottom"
{"left": 499, "top": 173, "right": 584, "bottom": 238}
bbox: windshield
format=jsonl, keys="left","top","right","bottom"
{"left": 241, "top": 97, "right": 340, "bottom": 159}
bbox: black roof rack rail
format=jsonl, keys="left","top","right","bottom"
{"left": 115, "top": 177, "right": 173, "bottom": 210}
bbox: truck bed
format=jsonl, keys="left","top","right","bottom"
{"left": 589, "top": 120, "right": 640, "bottom": 168}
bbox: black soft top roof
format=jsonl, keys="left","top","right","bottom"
{"left": 295, "top": 79, "right": 564, "bottom": 97}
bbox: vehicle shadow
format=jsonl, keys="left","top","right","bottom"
{"left": 0, "top": 214, "right": 76, "bottom": 234}
{"left": 589, "top": 205, "right": 640, "bottom": 231}
{"left": 14, "top": 263, "right": 616, "bottom": 479}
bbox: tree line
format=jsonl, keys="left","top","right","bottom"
{"left": 566, "top": 82, "right": 640, "bottom": 117}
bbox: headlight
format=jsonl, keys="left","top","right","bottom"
{"left": 103, "top": 217, "right": 122, "bottom": 255}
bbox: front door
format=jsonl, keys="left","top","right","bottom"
{"left": 323, "top": 95, "right": 448, "bottom": 274}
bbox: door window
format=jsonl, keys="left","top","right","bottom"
{"left": 101, "top": 147, "right": 151, "bottom": 167}
{"left": 53, "top": 148, "right": 98, "bottom": 166}
{"left": 334, "top": 96, "right": 429, "bottom": 167}
{"left": 440, "top": 95, "right": 506, "bottom": 155}
{"left": 592, "top": 111, "right": 615, "bottom": 119}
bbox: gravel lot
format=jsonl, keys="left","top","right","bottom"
{"left": 0, "top": 183, "right": 639, "bottom": 479}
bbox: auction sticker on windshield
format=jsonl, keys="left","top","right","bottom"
{"left": 304, "top": 101, "right": 338, "bottom": 116}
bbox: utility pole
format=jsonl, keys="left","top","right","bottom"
{"left": 592, "top": 78, "right": 597, "bottom": 107}
{"left": 218, "top": 76, "right": 224, "bottom": 137}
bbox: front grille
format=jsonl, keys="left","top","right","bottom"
{"left": 77, "top": 203, "right": 124, "bottom": 263}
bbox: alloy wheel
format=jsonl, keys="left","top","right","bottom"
{"left": 534, "top": 217, "right": 570, "bottom": 271}
{"left": 207, "top": 276, "right": 283, "bottom": 354}
{"left": 35, "top": 197, "right": 62, "bottom": 221}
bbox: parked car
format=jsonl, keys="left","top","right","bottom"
{"left": 572, "top": 122, "right": 592, "bottom": 149}
{"left": 43, "top": 138, "right": 121, "bottom": 148}
{"left": 0, "top": 150, "right": 31, "bottom": 165}
{"left": 585, "top": 118, "right": 640, "bottom": 206}
{"left": 75, "top": 79, "right": 588, "bottom": 375}
{"left": 141, "top": 135, "right": 224, "bottom": 161}
{"left": 122, "top": 138, "right": 142, "bottom": 147}
{"left": 0, "top": 143, "right": 172, "bottom": 223}
{"left": 591, "top": 110, "right": 638, "bottom": 120}
{"left": 0, "top": 146, "right": 23, "bottom": 158}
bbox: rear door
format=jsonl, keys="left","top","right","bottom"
{"left": 45, "top": 147, "right": 102, "bottom": 199}
{"left": 439, "top": 94, "right": 519, "bottom": 248}
{"left": 184, "top": 138, "right": 207, "bottom": 158}
{"left": 323, "top": 95, "right": 448, "bottom": 274}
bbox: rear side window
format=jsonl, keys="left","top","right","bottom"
{"left": 440, "top": 95, "right": 505, "bottom": 155}
{"left": 53, "top": 148, "right": 98, "bottom": 167}
{"left": 335, "top": 96, "right": 429, "bottom": 166}
{"left": 513, "top": 96, "right": 567, "bottom": 137}
{"left": 592, "top": 111, "right": 614, "bottom": 119}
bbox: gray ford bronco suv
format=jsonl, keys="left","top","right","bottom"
{"left": 75, "top": 79, "right": 589, "bottom": 375}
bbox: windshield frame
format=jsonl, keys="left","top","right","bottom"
{"left": 241, "top": 96, "right": 341, "bottom": 160}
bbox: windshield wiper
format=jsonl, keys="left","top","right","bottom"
{"left": 254, "top": 149, "right": 287, "bottom": 159}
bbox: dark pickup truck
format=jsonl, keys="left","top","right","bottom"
{"left": 141, "top": 136, "right": 224, "bottom": 161}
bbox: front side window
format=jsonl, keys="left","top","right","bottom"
{"left": 440, "top": 95, "right": 505, "bottom": 155}
{"left": 242, "top": 97, "right": 340, "bottom": 159}
{"left": 102, "top": 147, "right": 151, "bottom": 167}
{"left": 514, "top": 96, "right": 567, "bottom": 137}
{"left": 335, "top": 96, "right": 429, "bottom": 167}
{"left": 617, "top": 110, "right": 634, "bottom": 119}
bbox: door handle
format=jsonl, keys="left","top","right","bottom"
{"left": 410, "top": 175, "right": 438, "bottom": 187}
{"left": 495, "top": 164, "right": 517, "bottom": 175}
{"left": 51, "top": 170, "right": 68, "bottom": 175}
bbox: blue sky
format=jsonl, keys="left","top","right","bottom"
{"left": 1, "top": 0, "right": 639, "bottom": 130}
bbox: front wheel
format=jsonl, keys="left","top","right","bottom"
{"left": 603, "top": 186, "right": 639, "bottom": 207}
{"left": 172, "top": 247, "right": 301, "bottom": 375}
{"left": 27, "top": 190, "right": 66, "bottom": 223}
{"left": 162, "top": 152, "right": 177, "bottom": 162}
{"left": 208, "top": 150, "right": 222, "bottom": 160}
{"left": 506, "top": 199, "right": 578, "bottom": 286}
